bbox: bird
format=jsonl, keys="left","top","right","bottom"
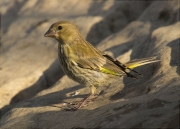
{"left": 44, "top": 21, "right": 160, "bottom": 110}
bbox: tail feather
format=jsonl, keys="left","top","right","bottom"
{"left": 124, "top": 56, "right": 160, "bottom": 78}
{"left": 125, "top": 56, "right": 160, "bottom": 69}
{"left": 103, "top": 54, "right": 160, "bottom": 79}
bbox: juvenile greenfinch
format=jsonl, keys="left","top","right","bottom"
{"left": 44, "top": 21, "right": 160, "bottom": 110}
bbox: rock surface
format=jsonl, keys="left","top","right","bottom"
{"left": 0, "top": 0, "right": 179, "bottom": 128}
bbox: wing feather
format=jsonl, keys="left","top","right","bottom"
{"left": 69, "top": 41, "right": 128, "bottom": 76}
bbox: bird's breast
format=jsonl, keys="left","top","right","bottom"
{"left": 58, "top": 44, "right": 71, "bottom": 68}
{"left": 58, "top": 44, "right": 80, "bottom": 79}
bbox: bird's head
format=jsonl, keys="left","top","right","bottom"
{"left": 44, "top": 21, "right": 81, "bottom": 43}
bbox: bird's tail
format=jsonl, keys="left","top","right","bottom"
{"left": 124, "top": 56, "right": 160, "bottom": 78}
{"left": 125, "top": 56, "right": 160, "bottom": 69}
{"left": 103, "top": 54, "right": 160, "bottom": 79}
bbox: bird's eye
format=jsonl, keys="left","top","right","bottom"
{"left": 58, "top": 26, "right": 62, "bottom": 30}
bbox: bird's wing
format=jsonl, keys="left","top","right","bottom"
{"left": 70, "top": 42, "right": 127, "bottom": 76}
{"left": 76, "top": 56, "right": 127, "bottom": 76}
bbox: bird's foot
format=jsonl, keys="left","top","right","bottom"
{"left": 63, "top": 102, "right": 85, "bottom": 111}
{"left": 66, "top": 101, "right": 82, "bottom": 106}
{"left": 64, "top": 93, "right": 94, "bottom": 111}
{"left": 64, "top": 106, "right": 78, "bottom": 111}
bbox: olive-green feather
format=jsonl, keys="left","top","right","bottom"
{"left": 69, "top": 40, "right": 127, "bottom": 76}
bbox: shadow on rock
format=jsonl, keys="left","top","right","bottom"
{"left": 2, "top": 0, "right": 28, "bottom": 34}
{"left": 10, "top": 59, "right": 64, "bottom": 104}
{"left": 15, "top": 84, "right": 85, "bottom": 108}
{"left": 86, "top": 1, "right": 150, "bottom": 45}
{"left": 0, "top": 84, "right": 84, "bottom": 117}
{"left": 0, "top": 59, "right": 64, "bottom": 116}
{"left": 167, "top": 38, "right": 180, "bottom": 75}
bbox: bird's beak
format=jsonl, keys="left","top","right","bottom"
{"left": 44, "top": 29, "right": 56, "bottom": 38}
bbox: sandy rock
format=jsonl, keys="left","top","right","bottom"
{"left": 0, "top": 0, "right": 179, "bottom": 129}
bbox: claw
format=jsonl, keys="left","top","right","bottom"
{"left": 63, "top": 93, "right": 99, "bottom": 111}
{"left": 64, "top": 107, "right": 78, "bottom": 111}
{"left": 63, "top": 93, "right": 93, "bottom": 111}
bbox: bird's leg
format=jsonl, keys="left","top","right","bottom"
{"left": 65, "top": 86, "right": 96, "bottom": 111}
{"left": 76, "top": 86, "right": 97, "bottom": 107}
{"left": 75, "top": 93, "right": 92, "bottom": 108}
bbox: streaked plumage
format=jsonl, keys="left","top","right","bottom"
{"left": 44, "top": 21, "right": 160, "bottom": 109}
